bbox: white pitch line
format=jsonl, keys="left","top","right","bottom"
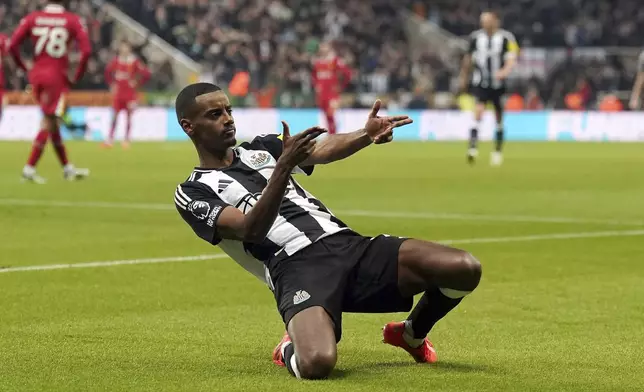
{"left": 2, "top": 230, "right": 644, "bottom": 274}
{"left": 1, "top": 198, "right": 643, "bottom": 227}
{"left": 439, "top": 229, "right": 644, "bottom": 245}
{"left": 0, "top": 254, "right": 228, "bottom": 273}
{"left": 338, "top": 210, "right": 644, "bottom": 227}
{"left": 0, "top": 199, "right": 171, "bottom": 210}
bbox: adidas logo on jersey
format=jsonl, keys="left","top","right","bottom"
{"left": 293, "top": 290, "right": 311, "bottom": 305}
{"left": 218, "top": 179, "right": 232, "bottom": 193}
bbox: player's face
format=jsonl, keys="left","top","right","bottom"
{"left": 186, "top": 91, "right": 236, "bottom": 151}
{"left": 119, "top": 43, "right": 132, "bottom": 56}
{"left": 319, "top": 43, "right": 331, "bottom": 56}
{"left": 480, "top": 13, "right": 497, "bottom": 32}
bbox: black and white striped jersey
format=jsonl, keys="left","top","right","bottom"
{"left": 468, "top": 29, "right": 519, "bottom": 89}
{"left": 174, "top": 134, "right": 349, "bottom": 280}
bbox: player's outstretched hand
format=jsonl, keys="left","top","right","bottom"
{"left": 364, "top": 100, "right": 413, "bottom": 144}
{"left": 277, "top": 121, "right": 327, "bottom": 168}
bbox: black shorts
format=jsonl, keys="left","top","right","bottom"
{"left": 266, "top": 231, "right": 413, "bottom": 342}
{"left": 472, "top": 86, "right": 505, "bottom": 110}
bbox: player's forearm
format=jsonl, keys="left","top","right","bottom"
{"left": 305, "top": 129, "right": 371, "bottom": 165}
{"left": 459, "top": 55, "right": 471, "bottom": 81}
{"left": 499, "top": 57, "right": 517, "bottom": 74}
{"left": 8, "top": 47, "right": 27, "bottom": 71}
{"left": 73, "top": 52, "right": 90, "bottom": 83}
{"left": 240, "top": 163, "right": 291, "bottom": 243}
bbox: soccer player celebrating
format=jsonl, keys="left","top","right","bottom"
{"left": 459, "top": 11, "right": 518, "bottom": 166}
{"left": 629, "top": 50, "right": 644, "bottom": 110}
{"left": 174, "top": 83, "right": 482, "bottom": 379}
{"left": 9, "top": 0, "right": 91, "bottom": 183}
{"left": 103, "top": 40, "right": 150, "bottom": 149}
{"left": 311, "top": 42, "right": 351, "bottom": 135}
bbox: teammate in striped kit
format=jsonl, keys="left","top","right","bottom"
{"left": 459, "top": 11, "right": 519, "bottom": 166}
{"left": 174, "top": 83, "right": 482, "bottom": 379}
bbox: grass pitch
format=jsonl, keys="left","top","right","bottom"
{"left": 0, "top": 141, "right": 643, "bottom": 391}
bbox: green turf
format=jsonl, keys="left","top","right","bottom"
{"left": 1, "top": 141, "right": 643, "bottom": 391}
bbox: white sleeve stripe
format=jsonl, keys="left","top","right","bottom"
{"left": 174, "top": 195, "right": 187, "bottom": 210}
{"left": 174, "top": 191, "right": 188, "bottom": 206}
{"left": 175, "top": 185, "right": 192, "bottom": 203}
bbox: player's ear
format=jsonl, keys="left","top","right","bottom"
{"left": 180, "top": 119, "right": 194, "bottom": 136}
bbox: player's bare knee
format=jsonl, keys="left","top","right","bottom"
{"left": 454, "top": 250, "right": 482, "bottom": 290}
{"left": 297, "top": 347, "right": 337, "bottom": 380}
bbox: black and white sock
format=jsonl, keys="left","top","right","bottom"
{"left": 469, "top": 127, "right": 479, "bottom": 150}
{"left": 404, "top": 287, "right": 471, "bottom": 347}
{"left": 282, "top": 340, "right": 301, "bottom": 379}
{"left": 495, "top": 126, "right": 504, "bottom": 152}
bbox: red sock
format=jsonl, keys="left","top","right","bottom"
{"left": 27, "top": 130, "right": 49, "bottom": 166}
{"left": 125, "top": 111, "right": 132, "bottom": 141}
{"left": 325, "top": 111, "right": 337, "bottom": 135}
{"left": 49, "top": 129, "right": 69, "bottom": 166}
{"left": 108, "top": 112, "right": 118, "bottom": 142}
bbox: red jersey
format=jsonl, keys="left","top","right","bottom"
{"left": 9, "top": 3, "right": 91, "bottom": 83}
{"left": 105, "top": 55, "right": 151, "bottom": 97}
{"left": 0, "top": 34, "right": 8, "bottom": 89}
{"left": 311, "top": 55, "right": 351, "bottom": 97}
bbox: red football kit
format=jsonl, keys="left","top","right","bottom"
{"left": 105, "top": 55, "right": 151, "bottom": 112}
{"left": 9, "top": 3, "right": 91, "bottom": 116}
{"left": 311, "top": 55, "right": 351, "bottom": 134}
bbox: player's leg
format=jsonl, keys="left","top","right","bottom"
{"left": 468, "top": 88, "right": 487, "bottom": 164}
{"left": 269, "top": 241, "right": 346, "bottom": 379}
{"left": 48, "top": 95, "right": 71, "bottom": 168}
{"left": 105, "top": 101, "right": 121, "bottom": 147}
{"left": 22, "top": 83, "right": 49, "bottom": 184}
{"left": 325, "top": 97, "right": 339, "bottom": 135}
{"left": 122, "top": 100, "right": 136, "bottom": 149}
{"left": 385, "top": 239, "right": 481, "bottom": 362}
{"left": 275, "top": 307, "right": 337, "bottom": 379}
{"left": 490, "top": 89, "right": 505, "bottom": 166}
{"left": 345, "top": 234, "right": 480, "bottom": 363}
{"left": 48, "top": 91, "right": 89, "bottom": 180}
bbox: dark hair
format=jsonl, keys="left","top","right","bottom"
{"left": 175, "top": 83, "right": 222, "bottom": 123}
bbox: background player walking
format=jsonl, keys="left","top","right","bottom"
{"left": 459, "top": 11, "right": 518, "bottom": 166}
{"left": 9, "top": 0, "right": 92, "bottom": 183}
{"left": 311, "top": 42, "right": 352, "bottom": 135}
{"left": 103, "top": 40, "right": 151, "bottom": 149}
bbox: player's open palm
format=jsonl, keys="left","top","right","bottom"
{"left": 364, "top": 100, "right": 414, "bottom": 144}
{"left": 278, "top": 121, "right": 326, "bottom": 168}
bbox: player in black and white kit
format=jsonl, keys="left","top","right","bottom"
{"left": 174, "top": 83, "right": 482, "bottom": 380}
{"left": 459, "top": 11, "right": 519, "bottom": 166}
{"left": 629, "top": 50, "right": 644, "bottom": 110}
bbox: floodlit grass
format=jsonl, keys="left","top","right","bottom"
{"left": 1, "top": 141, "right": 643, "bottom": 391}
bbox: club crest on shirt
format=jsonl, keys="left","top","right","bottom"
{"left": 248, "top": 151, "right": 271, "bottom": 169}
{"left": 188, "top": 200, "right": 211, "bottom": 220}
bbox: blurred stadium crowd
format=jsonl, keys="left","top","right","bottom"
{"left": 2, "top": 0, "right": 643, "bottom": 109}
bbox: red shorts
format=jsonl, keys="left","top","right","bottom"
{"left": 29, "top": 71, "right": 68, "bottom": 117}
{"left": 316, "top": 94, "right": 339, "bottom": 113}
{"left": 113, "top": 94, "right": 137, "bottom": 112}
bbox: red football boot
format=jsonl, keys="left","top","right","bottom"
{"left": 382, "top": 321, "right": 438, "bottom": 364}
{"left": 272, "top": 332, "right": 291, "bottom": 367}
